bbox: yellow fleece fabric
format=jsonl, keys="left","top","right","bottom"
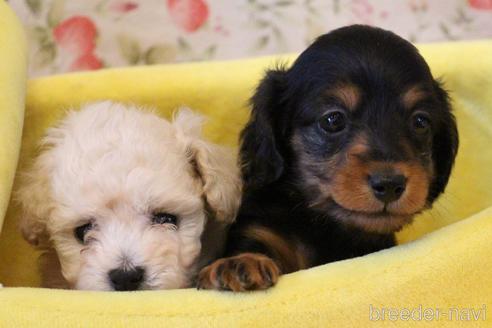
{"left": 0, "top": 1, "right": 26, "bottom": 231}
{"left": 0, "top": 5, "right": 491, "bottom": 324}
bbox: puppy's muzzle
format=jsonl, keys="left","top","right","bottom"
{"left": 368, "top": 172, "right": 407, "bottom": 204}
{"left": 108, "top": 266, "right": 145, "bottom": 291}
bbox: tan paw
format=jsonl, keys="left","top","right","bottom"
{"left": 196, "top": 253, "right": 281, "bottom": 292}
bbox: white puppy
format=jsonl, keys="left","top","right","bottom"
{"left": 17, "top": 101, "right": 241, "bottom": 291}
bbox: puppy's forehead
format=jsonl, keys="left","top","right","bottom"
{"left": 290, "top": 27, "right": 434, "bottom": 99}
{"left": 401, "top": 84, "right": 430, "bottom": 110}
{"left": 324, "top": 83, "right": 360, "bottom": 111}
{"left": 322, "top": 82, "right": 431, "bottom": 114}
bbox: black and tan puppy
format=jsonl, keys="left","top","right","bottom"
{"left": 197, "top": 25, "right": 458, "bottom": 291}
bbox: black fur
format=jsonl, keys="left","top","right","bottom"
{"left": 225, "top": 25, "right": 458, "bottom": 282}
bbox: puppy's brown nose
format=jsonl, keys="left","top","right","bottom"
{"left": 369, "top": 174, "right": 406, "bottom": 204}
{"left": 109, "top": 267, "right": 144, "bottom": 291}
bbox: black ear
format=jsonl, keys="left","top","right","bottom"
{"left": 429, "top": 80, "right": 459, "bottom": 202}
{"left": 240, "top": 69, "right": 288, "bottom": 190}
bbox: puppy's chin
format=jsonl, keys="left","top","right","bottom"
{"left": 326, "top": 200, "right": 416, "bottom": 234}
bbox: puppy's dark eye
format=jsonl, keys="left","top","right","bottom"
{"left": 74, "top": 222, "right": 93, "bottom": 243}
{"left": 412, "top": 112, "right": 431, "bottom": 134}
{"left": 152, "top": 212, "right": 178, "bottom": 226}
{"left": 320, "top": 111, "right": 347, "bottom": 133}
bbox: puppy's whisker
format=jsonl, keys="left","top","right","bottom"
{"left": 432, "top": 202, "right": 453, "bottom": 220}
{"left": 428, "top": 207, "right": 444, "bottom": 222}
{"left": 440, "top": 190, "right": 460, "bottom": 203}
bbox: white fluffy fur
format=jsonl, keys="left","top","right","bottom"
{"left": 17, "top": 101, "right": 241, "bottom": 290}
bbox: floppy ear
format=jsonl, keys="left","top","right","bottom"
{"left": 173, "top": 109, "right": 241, "bottom": 223}
{"left": 16, "top": 149, "right": 56, "bottom": 249}
{"left": 429, "top": 80, "right": 459, "bottom": 202}
{"left": 240, "top": 68, "right": 288, "bottom": 190}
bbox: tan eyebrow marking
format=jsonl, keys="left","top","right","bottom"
{"left": 325, "top": 83, "right": 361, "bottom": 111}
{"left": 402, "top": 85, "right": 428, "bottom": 109}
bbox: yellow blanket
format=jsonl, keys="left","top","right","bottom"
{"left": 0, "top": 1, "right": 26, "bottom": 230}
{"left": 0, "top": 2, "right": 491, "bottom": 325}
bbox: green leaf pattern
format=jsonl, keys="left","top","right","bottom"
{"left": 7, "top": 0, "right": 492, "bottom": 76}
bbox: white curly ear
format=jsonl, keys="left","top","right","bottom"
{"left": 190, "top": 141, "right": 241, "bottom": 223}
{"left": 172, "top": 107, "right": 205, "bottom": 138}
{"left": 16, "top": 143, "right": 56, "bottom": 249}
{"left": 173, "top": 108, "right": 241, "bottom": 223}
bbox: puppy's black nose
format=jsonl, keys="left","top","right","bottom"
{"left": 109, "top": 267, "right": 144, "bottom": 291}
{"left": 369, "top": 174, "right": 406, "bottom": 204}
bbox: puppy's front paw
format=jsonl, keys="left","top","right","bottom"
{"left": 196, "top": 253, "right": 281, "bottom": 292}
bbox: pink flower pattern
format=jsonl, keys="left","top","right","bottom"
{"left": 8, "top": 0, "right": 492, "bottom": 77}
{"left": 70, "top": 52, "right": 103, "bottom": 71}
{"left": 110, "top": 1, "right": 139, "bottom": 13}
{"left": 167, "top": 0, "right": 209, "bottom": 32}
{"left": 468, "top": 0, "right": 492, "bottom": 10}
{"left": 53, "top": 16, "right": 102, "bottom": 72}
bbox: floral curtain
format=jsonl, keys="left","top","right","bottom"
{"left": 8, "top": 0, "right": 492, "bottom": 77}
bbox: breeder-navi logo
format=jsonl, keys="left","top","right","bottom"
{"left": 369, "top": 304, "right": 487, "bottom": 322}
